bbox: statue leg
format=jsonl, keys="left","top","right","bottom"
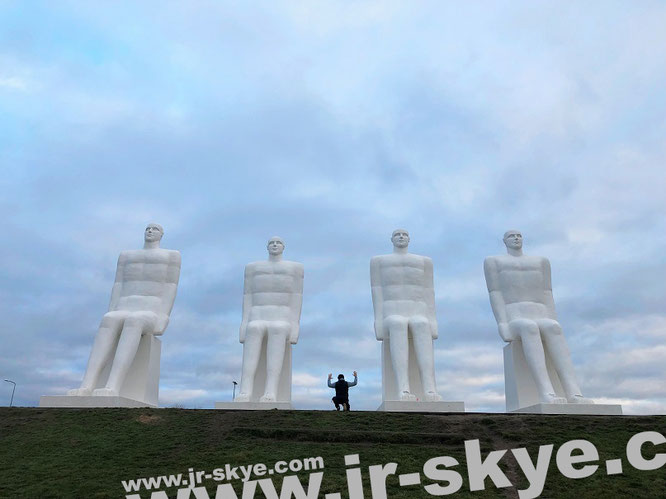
{"left": 262, "top": 322, "right": 290, "bottom": 402}
{"left": 410, "top": 317, "right": 441, "bottom": 401}
{"left": 94, "top": 312, "right": 156, "bottom": 396}
{"left": 509, "top": 319, "right": 566, "bottom": 404}
{"left": 537, "top": 319, "right": 592, "bottom": 403}
{"left": 385, "top": 315, "right": 415, "bottom": 401}
{"left": 236, "top": 322, "right": 265, "bottom": 402}
{"left": 69, "top": 312, "right": 124, "bottom": 396}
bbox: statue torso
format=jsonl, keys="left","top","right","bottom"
{"left": 246, "top": 260, "right": 303, "bottom": 322}
{"left": 491, "top": 254, "right": 550, "bottom": 320}
{"left": 116, "top": 249, "right": 180, "bottom": 312}
{"left": 373, "top": 253, "right": 430, "bottom": 317}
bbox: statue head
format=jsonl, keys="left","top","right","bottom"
{"left": 267, "top": 236, "right": 285, "bottom": 256}
{"left": 144, "top": 223, "right": 164, "bottom": 243}
{"left": 503, "top": 229, "right": 523, "bottom": 251}
{"left": 391, "top": 228, "right": 410, "bottom": 249}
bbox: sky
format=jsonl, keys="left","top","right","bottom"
{"left": 1, "top": 1, "right": 665, "bottom": 414}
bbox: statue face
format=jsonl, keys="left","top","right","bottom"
{"left": 267, "top": 237, "right": 285, "bottom": 256}
{"left": 503, "top": 230, "right": 523, "bottom": 250}
{"left": 391, "top": 229, "right": 410, "bottom": 249}
{"left": 144, "top": 224, "right": 164, "bottom": 243}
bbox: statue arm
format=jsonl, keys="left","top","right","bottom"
{"left": 288, "top": 264, "right": 304, "bottom": 344}
{"left": 542, "top": 258, "right": 558, "bottom": 320}
{"left": 107, "top": 253, "right": 127, "bottom": 312}
{"left": 154, "top": 251, "right": 181, "bottom": 334}
{"left": 424, "top": 257, "right": 438, "bottom": 339}
{"left": 484, "top": 258, "right": 512, "bottom": 342}
{"left": 240, "top": 265, "right": 253, "bottom": 343}
{"left": 370, "top": 257, "right": 384, "bottom": 341}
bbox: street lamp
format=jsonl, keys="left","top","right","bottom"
{"left": 232, "top": 381, "right": 238, "bottom": 400}
{"left": 4, "top": 379, "right": 16, "bottom": 407}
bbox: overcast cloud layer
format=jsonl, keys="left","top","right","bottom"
{"left": 1, "top": 1, "right": 665, "bottom": 413}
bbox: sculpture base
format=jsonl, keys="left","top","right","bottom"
{"left": 214, "top": 401, "right": 293, "bottom": 410}
{"left": 511, "top": 403, "right": 623, "bottom": 415}
{"left": 39, "top": 395, "right": 156, "bottom": 408}
{"left": 377, "top": 401, "right": 465, "bottom": 412}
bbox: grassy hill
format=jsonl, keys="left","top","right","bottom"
{"left": 0, "top": 408, "right": 665, "bottom": 498}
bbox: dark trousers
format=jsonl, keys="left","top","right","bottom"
{"left": 332, "top": 396, "right": 349, "bottom": 409}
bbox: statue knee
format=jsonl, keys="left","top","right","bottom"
{"left": 269, "top": 322, "right": 290, "bottom": 337}
{"left": 539, "top": 320, "right": 563, "bottom": 337}
{"left": 124, "top": 312, "right": 155, "bottom": 332}
{"left": 385, "top": 315, "right": 407, "bottom": 330}
{"left": 510, "top": 319, "right": 539, "bottom": 338}
{"left": 246, "top": 322, "right": 264, "bottom": 335}
{"left": 101, "top": 311, "right": 124, "bottom": 327}
{"left": 410, "top": 316, "right": 429, "bottom": 330}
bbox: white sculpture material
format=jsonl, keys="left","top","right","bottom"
{"left": 484, "top": 230, "right": 621, "bottom": 414}
{"left": 41, "top": 223, "right": 181, "bottom": 408}
{"left": 222, "top": 237, "right": 303, "bottom": 409}
{"left": 371, "top": 229, "right": 463, "bottom": 412}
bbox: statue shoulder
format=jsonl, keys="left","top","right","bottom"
{"left": 483, "top": 255, "right": 500, "bottom": 269}
{"left": 370, "top": 254, "right": 390, "bottom": 264}
{"left": 245, "top": 261, "right": 262, "bottom": 271}
{"left": 169, "top": 251, "right": 181, "bottom": 269}
{"left": 282, "top": 260, "right": 304, "bottom": 274}
{"left": 117, "top": 249, "right": 139, "bottom": 263}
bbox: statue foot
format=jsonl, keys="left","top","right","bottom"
{"left": 92, "top": 388, "right": 119, "bottom": 397}
{"left": 260, "top": 394, "right": 276, "bottom": 403}
{"left": 541, "top": 393, "right": 567, "bottom": 404}
{"left": 234, "top": 393, "right": 250, "bottom": 402}
{"left": 425, "top": 391, "right": 442, "bottom": 402}
{"left": 568, "top": 394, "right": 594, "bottom": 404}
{"left": 399, "top": 391, "right": 417, "bottom": 401}
{"left": 67, "top": 387, "right": 92, "bottom": 396}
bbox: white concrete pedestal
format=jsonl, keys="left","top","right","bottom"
{"left": 504, "top": 341, "right": 622, "bottom": 415}
{"left": 39, "top": 395, "right": 155, "bottom": 408}
{"left": 216, "top": 342, "right": 293, "bottom": 410}
{"left": 512, "top": 403, "right": 623, "bottom": 415}
{"left": 378, "top": 341, "right": 464, "bottom": 412}
{"left": 40, "top": 334, "right": 161, "bottom": 408}
{"left": 377, "top": 400, "right": 465, "bottom": 412}
{"left": 214, "top": 401, "right": 293, "bottom": 410}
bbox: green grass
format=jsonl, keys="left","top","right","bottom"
{"left": 0, "top": 408, "right": 664, "bottom": 498}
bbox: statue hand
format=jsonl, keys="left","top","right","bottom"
{"left": 498, "top": 323, "right": 513, "bottom": 342}
{"left": 374, "top": 321, "right": 383, "bottom": 340}
{"left": 154, "top": 314, "right": 169, "bottom": 335}
{"left": 430, "top": 321, "right": 438, "bottom": 339}
{"left": 289, "top": 325, "right": 299, "bottom": 344}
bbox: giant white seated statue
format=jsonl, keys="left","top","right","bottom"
{"left": 233, "top": 237, "right": 303, "bottom": 405}
{"left": 484, "top": 230, "right": 593, "bottom": 410}
{"left": 370, "top": 229, "right": 443, "bottom": 404}
{"left": 64, "top": 223, "right": 181, "bottom": 406}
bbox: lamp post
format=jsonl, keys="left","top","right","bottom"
{"left": 232, "top": 381, "right": 238, "bottom": 400}
{"left": 4, "top": 379, "right": 16, "bottom": 407}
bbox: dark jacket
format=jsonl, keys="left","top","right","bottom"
{"left": 328, "top": 375, "right": 357, "bottom": 400}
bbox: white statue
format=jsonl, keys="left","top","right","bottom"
{"left": 68, "top": 223, "right": 181, "bottom": 399}
{"left": 370, "top": 229, "right": 442, "bottom": 402}
{"left": 235, "top": 237, "right": 304, "bottom": 403}
{"left": 484, "top": 230, "right": 592, "bottom": 405}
